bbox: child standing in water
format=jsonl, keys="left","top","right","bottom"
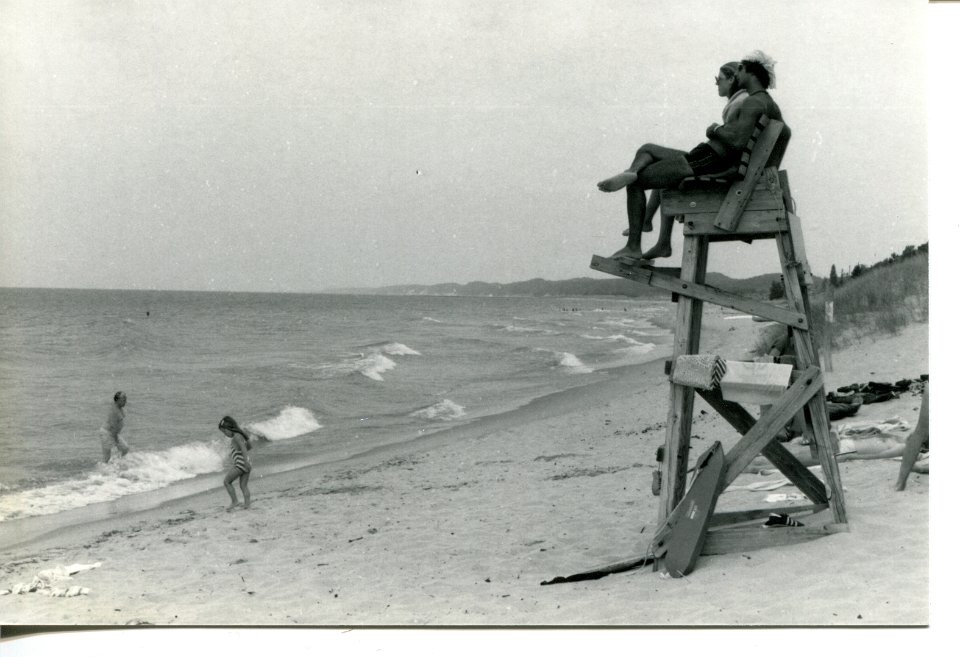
{"left": 218, "top": 416, "right": 253, "bottom": 511}
{"left": 100, "top": 391, "right": 130, "bottom": 463}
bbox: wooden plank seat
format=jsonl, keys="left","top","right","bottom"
{"left": 676, "top": 170, "right": 740, "bottom": 189}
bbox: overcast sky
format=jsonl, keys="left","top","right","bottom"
{"left": 0, "top": 0, "right": 943, "bottom": 293}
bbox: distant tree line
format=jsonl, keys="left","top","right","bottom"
{"left": 828, "top": 242, "right": 928, "bottom": 288}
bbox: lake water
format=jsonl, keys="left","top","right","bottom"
{"left": 0, "top": 288, "right": 677, "bottom": 525}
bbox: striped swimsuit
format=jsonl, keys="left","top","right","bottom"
{"left": 230, "top": 438, "right": 251, "bottom": 474}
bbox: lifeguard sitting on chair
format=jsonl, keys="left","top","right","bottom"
{"left": 597, "top": 50, "right": 782, "bottom": 262}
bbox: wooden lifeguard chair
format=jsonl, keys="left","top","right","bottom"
{"left": 587, "top": 116, "right": 848, "bottom": 575}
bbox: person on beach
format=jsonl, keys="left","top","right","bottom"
{"left": 895, "top": 382, "right": 929, "bottom": 491}
{"left": 218, "top": 416, "right": 254, "bottom": 511}
{"left": 609, "top": 60, "right": 749, "bottom": 240}
{"left": 100, "top": 391, "right": 130, "bottom": 463}
{"left": 597, "top": 51, "right": 782, "bottom": 262}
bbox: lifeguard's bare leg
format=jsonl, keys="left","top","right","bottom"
{"left": 642, "top": 211, "right": 677, "bottom": 260}
{"left": 613, "top": 157, "right": 693, "bottom": 260}
{"left": 610, "top": 180, "right": 648, "bottom": 259}
{"left": 644, "top": 189, "right": 661, "bottom": 232}
{"left": 641, "top": 158, "right": 696, "bottom": 259}
{"left": 622, "top": 190, "right": 662, "bottom": 236}
{"left": 598, "top": 144, "right": 687, "bottom": 192}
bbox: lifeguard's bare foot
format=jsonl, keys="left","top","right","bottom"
{"left": 226, "top": 503, "right": 239, "bottom": 512}
{"left": 597, "top": 172, "right": 638, "bottom": 192}
{"left": 641, "top": 244, "right": 672, "bottom": 260}
{"left": 610, "top": 246, "right": 647, "bottom": 261}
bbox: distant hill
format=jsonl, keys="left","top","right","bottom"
{"left": 328, "top": 271, "right": 788, "bottom": 300}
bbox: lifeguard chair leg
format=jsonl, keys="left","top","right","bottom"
{"left": 658, "top": 233, "right": 708, "bottom": 522}
{"left": 776, "top": 227, "right": 848, "bottom": 524}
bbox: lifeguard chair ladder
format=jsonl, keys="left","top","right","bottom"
{"left": 590, "top": 117, "right": 848, "bottom": 571}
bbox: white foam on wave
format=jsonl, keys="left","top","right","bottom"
{"left": 581, "top": 333, "right": 654, "bottom": 348}
{"left": 358, "top": 353, "right": 398, "bottom": 381}
{"left": 501, "top": 324, "right": 559, "bottom": 336}
{"left": 355, "top": 342, "right": 420, "bottom": 381}
{"left": 381, "top": 342, "right": 421, "bottom": 356}
{"left": 0, "top": 441, "right": 228, "bottom": 522}
{"left": 600, "top": 317, "right": 654, "bottom": 329}
{"left": 247, "top": 406, "right": 322, "bottom": 440}
{"left": 620, "top": 343, "right": 656, "bottom": 356}
{"left": 409, "top": 399, "right": 466, "bottom": 421}
{"left": 503, "top": 324, "right": 540, "bottom": 333}
{"left": 557, "top": 352, "right": 593, "bottom": 374}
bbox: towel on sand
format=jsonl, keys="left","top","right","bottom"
{"left": 837, "top": 416, "right": 911, "bottom": 439}
{"left": 6, "top": 562, "right": 101, "bottom": 597}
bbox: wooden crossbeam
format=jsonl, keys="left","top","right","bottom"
{"left": 709, "top": 504, "right": 829, "bottom": 528}
{"left": 645, "top": 270, "right": 806, "bottom": 328}
{"left": 721, "top": 367, "right": 824, "bottom": 486}
{"left": 589, "top": 255, "right": 808, "bottom": 329}
{"left": 681, "top": 212, "right": 787, "bottom": 239}
{"left": 702, "top": 522, "right": 846, "bottom": 556}
{"left": 695, "top": 387, "right": 829, "bottom": 504}
{"left": 661, "top": 179, "right": 784, "bottom": 217}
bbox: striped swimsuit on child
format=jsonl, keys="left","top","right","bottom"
{"left": 231, "top": 440, "right": 251, "bottom": 474}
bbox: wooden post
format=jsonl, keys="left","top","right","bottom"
{"left": 776, "top": 227, "right": 847, "bottom": 524}
{"left": 658, "top": 233, "right": 708, "bottom": 522}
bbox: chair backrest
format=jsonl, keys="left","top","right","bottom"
{"left": 712, "top": 116, "right": 788, "bottom": 231}
{"left": 682, "top": 116, "right": 789, "bottom": 187}
{"left": 735, "top": 116, "right": 787, "bottom": 178}
{"left": 767, "top": 122, "right": 791, "bottom": 170}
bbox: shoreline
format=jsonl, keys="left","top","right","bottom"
{"left": 0, "top": 310, "right": 682, "bottom": 554}
{"left": 0, "top": 351, "right": 670, "bottom": 554}
{"left": 0, "top": 316, "right": 928, "bottom": 626}
{"left": 0, "top": 304, "right": 684, "bottom": 551}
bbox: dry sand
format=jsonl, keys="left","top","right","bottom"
{"left": 0, "top": 310, "right": 930, "bottom": 628}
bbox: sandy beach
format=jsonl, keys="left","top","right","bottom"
{"left": 0, "top": 308, "right": 929, "bottom": 627}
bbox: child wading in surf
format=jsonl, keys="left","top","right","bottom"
{"left": 218, "top": 416, "right": 253, "bottom": 511}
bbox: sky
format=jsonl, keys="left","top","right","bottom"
{"left": 0, "top": 0, "right": 944, "bottom": 293}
